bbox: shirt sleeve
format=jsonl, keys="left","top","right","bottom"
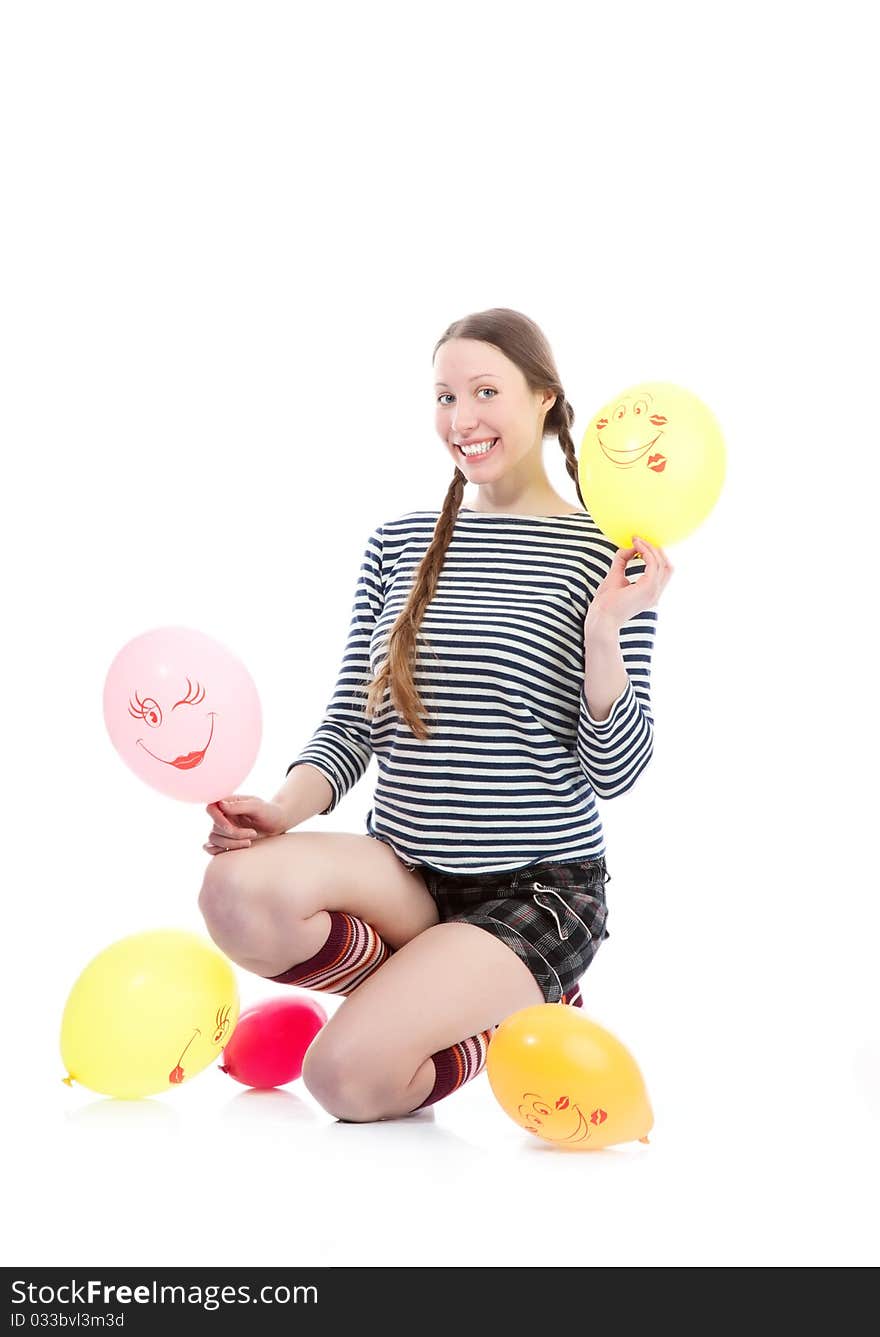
{"left": 286, "top": 525, "right": 385, "bottom": 815}
{"left": 576, "top": 552, "right": 657, "bottom": 798}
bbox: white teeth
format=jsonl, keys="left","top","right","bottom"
{"left": 459, "top": 438, "right": 498, "bottom": 457}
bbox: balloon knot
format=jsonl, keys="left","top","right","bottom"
{"left": 638, "top": 1135, "right": 650, "bottom": 1144}
{"left": 218, "top": 1065, "right": 229, "bottom": 1074}
{"left": 62, "top": 1075, "right": 76, "bottom": 1087}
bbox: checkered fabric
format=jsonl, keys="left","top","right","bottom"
{"left": 420, "top": 857, "right": 611, "bottom": 1004}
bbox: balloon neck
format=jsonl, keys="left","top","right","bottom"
{"left": 62, "top": 1074, "right": 76, "bottom": 1087}
{"left": 638, "top": 1135, "right": 650, "bottom": 1144}
{"left": 218, "top": 1065, "right": 229, "bottom": 1074}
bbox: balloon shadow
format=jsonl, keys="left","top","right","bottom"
{"left": 63, "top": 1096, "right": 181, "bottom": 1132}
{"left": 521, "top": 1136, "right": 647, "bottom": 1158}
{"left": 219, "top": 1085, "right": 319, "bottom": 1127}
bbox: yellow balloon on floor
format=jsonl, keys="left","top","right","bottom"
{"left": 486, "top": 1005, "right": 653, "bottom": 1149}
{"left": 60, "top": 929, "right": 239, "bottom": 1099}
{"left": 578, "top": 380, "right": 726, "bottom": 548}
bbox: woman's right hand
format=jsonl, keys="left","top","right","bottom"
{"left": 203, "top": 795, "right": 288, "bottom": 857}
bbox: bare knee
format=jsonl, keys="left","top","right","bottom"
{"left": 301, "top": 1035, "right": 395, "bottom": 1123}
{"left": 198, "top": 851, "right": 298, "bottom": 976}
{"left": 198, "top": 855, "right": 260, "bottom": 967}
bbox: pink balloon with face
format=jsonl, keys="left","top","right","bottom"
{"left": 103, "top": 626, "right": 262, "bottom": 802}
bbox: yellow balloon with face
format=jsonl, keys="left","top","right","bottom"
{"left": 60, "top": 930, "right": 239, "bottom": 1099}
{"left": 486, "top": 1005, "right": 652, "bottom": 1150}
{"left": 577, "top": 381, "right": 726, "bottom": 548}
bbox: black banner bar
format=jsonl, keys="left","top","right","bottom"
{"left": 3, "top": 1269, "right": 558, "bottom": 1330}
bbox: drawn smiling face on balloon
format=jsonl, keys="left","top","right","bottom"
{"left": 594, "top": 390, "right": 668, "bottom": 473}
{"left": 577, "top": 379, "right": 727, "bottom": 549}
{"left": 168, "top": 1004, "right": 235, "bottom": 1085}
{"left": 517, "top": 1091, "right": 602, "bottom": 1145}
{"left": 129, "top": 679, "right": 216, "bottom": 772}
{"left": 103, "top": 625, "right": 262, "bottom": 803}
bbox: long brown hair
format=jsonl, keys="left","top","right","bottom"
{"left": 364, "top": 307, "right": 584, "bottom": 740}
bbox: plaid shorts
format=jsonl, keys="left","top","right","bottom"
{"left": 414, "top": 857, "right": 611, "bottom": 1005}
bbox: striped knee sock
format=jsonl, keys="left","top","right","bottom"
{"left": 267, "top": 911, "right": 392, "bottom": 996}
{"left": 415, "top": 1025, "right": 497, "bottom": 1110}
{"left": 414, "top": 986, "right": 583, "bottom": 1110}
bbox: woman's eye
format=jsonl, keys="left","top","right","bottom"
{"left": 437, "top": 387, "right": 496, "bottom": 405}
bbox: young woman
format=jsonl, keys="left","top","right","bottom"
{"left": 198, "top": 307, "right": 673, "bottom": 1123}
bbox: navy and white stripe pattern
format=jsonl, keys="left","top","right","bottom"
{"left": 288, "top": 509, "right": 657, "bottom": 874}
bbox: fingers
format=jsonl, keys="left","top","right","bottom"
{"left": 636, "top": 535, "right": 673, "bottom": 575}
{"left": 215, "top": 823, "right": 259, "bottom": 838}
{"left": 207, "top": 795, "right": 254, "bottom": 817}
{"left": 204, "top": 795, "right": 260, "bottom": 858}
{"left": 205, "top": 799, "right": 257, "bottom": 839}
{"left": 206, "top": 800, "right": 238, "bottom": 828}
{"left": 211, "top": 827, "right": 257, "bottom": 841}
{"left": 632, "top": 534, "right": 672, "bottom": 571}
{"left": 632, "top": 535, "right": 674, "bottom": 591}
{"left": 206, "top": 826, "right": 258, "bottom": 844}
{"left": 203, "top": 838, "right": 252, "bottom": 856}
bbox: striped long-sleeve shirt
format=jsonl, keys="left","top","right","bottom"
{"left": 287, "top": 508, "right": 657, "bottom": 874}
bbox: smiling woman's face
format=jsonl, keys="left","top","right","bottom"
{"left": 433, "top": 337, "right": 554, "bottom": 482}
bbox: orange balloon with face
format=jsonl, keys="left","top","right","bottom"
{"left": 486, "top": 1005, "right": 653, "bottom": 1150}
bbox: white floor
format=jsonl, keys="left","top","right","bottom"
{"left": 7, "top": 984, "right": 879, "bottom": 1269}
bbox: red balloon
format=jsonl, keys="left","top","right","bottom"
{"left": 219, "top": 996, "right": 327, "bottom": 1088}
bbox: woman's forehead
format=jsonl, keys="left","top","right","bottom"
{"left": 434, "top": 340, "right": 512, "bottom": 384}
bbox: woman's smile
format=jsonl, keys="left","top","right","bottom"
{"left": 456, "top": 437, "right": 500, "bottom": 461}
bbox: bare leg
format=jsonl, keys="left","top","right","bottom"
{"left": 198, "top": 832, "right": 439, "bottom": 978}
{"left": 300, "top": 920, "right": 544, "bottom": 1121}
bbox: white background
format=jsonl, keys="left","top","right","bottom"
{"left": 1, "top": 0, "right": 877, "bottom": 1270}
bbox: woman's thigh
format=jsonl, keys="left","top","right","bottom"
{"left": 199, "top": 832, "right": 439, "bottom": 962}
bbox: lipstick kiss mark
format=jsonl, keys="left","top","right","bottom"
{"left": 647, "top": 453, "right": 667, "bottom": 472}
{"left": 555, "top": 1096, "right": 570, "bottom": 1110}
{"left": 590, "top": 1108, "right": 608, "bottom": 1125}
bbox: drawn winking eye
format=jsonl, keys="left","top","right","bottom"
{"left": 212, "top": 1004, "right": 232, "bottom": 1044}
{"left": 128, "top": 693, "right": 162, "bottom": 727}
{"left": 172, "top": 678, "right": 206, "bottom": 710}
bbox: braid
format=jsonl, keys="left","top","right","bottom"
{"left": 555, "top": 394, "right": 587, "bottom": 510}
{"left": 364, "top": 468, "right": 466, "bottom": 740}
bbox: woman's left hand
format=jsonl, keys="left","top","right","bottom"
{"left": 584, "top": 535, "right": 674, "bottom": 636}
